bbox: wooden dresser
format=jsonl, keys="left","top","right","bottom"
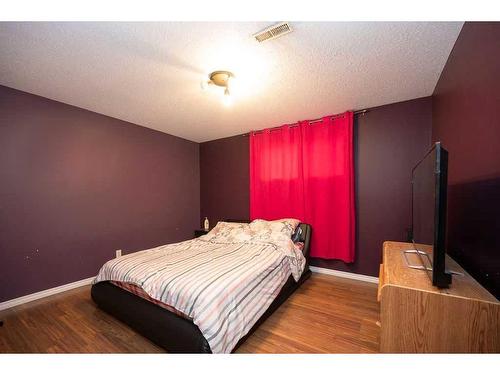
{"left": 378, "top": 241, "right": 500, "bottom": 353}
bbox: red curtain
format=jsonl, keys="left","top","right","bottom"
{"left": 250, "top": 112, "right": 355, "bottom": 262}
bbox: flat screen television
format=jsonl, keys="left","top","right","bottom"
{"left": 411, "top": 141, "right": 452, "bottom": 288}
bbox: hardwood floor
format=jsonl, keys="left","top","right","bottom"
{"left": 0, "top": 273, "right": 380, "bottom": 353}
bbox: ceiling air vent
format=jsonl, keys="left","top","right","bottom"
{"left": 253, "top": 22, "right": 292, "bottom": 43}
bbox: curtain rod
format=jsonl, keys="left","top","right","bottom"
{"left": 243, "top": 109, "right": 368, "bottom": 137}
{"left": 308, "top": 109, "right": 367, "bottom": 124}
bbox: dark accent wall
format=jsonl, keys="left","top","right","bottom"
{"left": 0, "top": 85, "right": 200, "bottom": 302}
{"left": 200, "top": 135, "right": 249, "bottom": 227}
{"left": 432, "top": 22, "right": 500, "bottom": 297}
{"left": 199, "top": 97, "right": 432, "bottom": 276}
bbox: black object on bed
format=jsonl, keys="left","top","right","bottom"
{"left": 91, "top": 222, "right": 312, "bottom": 353}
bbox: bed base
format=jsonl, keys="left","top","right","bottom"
{"left": 91, "top": 268, "right": 311, "bottom": 353}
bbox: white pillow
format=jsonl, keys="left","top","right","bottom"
{"left": 200, "top": 221, "right": 250, "bottom": 242}
{"left": 249, "top": 218, "right": 300, "bottom": 238}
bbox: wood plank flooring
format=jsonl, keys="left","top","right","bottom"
{"left": 0, "top": 273, "right": 380, "bottom": 353}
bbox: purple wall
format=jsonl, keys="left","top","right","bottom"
{"left": 200, "top": 135, "right": 249, "bottom": 228}
{"left": 199, "top": 97, "right": 433, "bottom": 276}
{"left": 432, "top": 22, "right": 500, "bottom": 184}
{"left": 432, "top": 22, "right": 500, "bottom": 297}
{"left": 0, "top": 85, "right": 200, "bottom": 302}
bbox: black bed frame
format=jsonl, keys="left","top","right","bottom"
{"left": 91, "top": 222, "right": 312, "bottom": 353}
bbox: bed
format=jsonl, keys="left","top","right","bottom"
{"left": 91, "top": 219, "right": 312, "bottom": 353}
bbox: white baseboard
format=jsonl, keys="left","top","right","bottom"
{"left": 310, "top": 266, "right": 379, "bottom": 284}
{"left": 0, "top": 268, "right": 377, "bottom": 311}
{"left": 0, "top": 276, "right": 96, "bottom": 311}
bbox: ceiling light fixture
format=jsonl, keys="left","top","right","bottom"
{"left": 201, "top": 70, "right": 234, "bottom": 106}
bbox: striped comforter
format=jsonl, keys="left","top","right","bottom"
{"left": 93, "top": 235, "right": 305, "bottom": 353}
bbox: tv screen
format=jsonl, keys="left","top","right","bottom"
{"left": 411, "top": 142, "right": 452, "bottom": 288}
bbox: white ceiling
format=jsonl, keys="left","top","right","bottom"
{"left": 0, "top": 22, "right": 463, "bottom": 142}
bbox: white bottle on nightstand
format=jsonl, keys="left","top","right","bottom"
{"left": 204, "top": 217, "right": 209, "bottom": 231}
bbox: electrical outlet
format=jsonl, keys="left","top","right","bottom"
{"left": 115, "top": 249, "right": 122, "bottom": 258}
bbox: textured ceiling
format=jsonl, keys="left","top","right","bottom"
{"left": 0, "top": 22, "right": 463, "bottom": 142}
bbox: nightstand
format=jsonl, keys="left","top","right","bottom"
{"left": 194, "top": 229, "right": 209, "bottom": 238}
